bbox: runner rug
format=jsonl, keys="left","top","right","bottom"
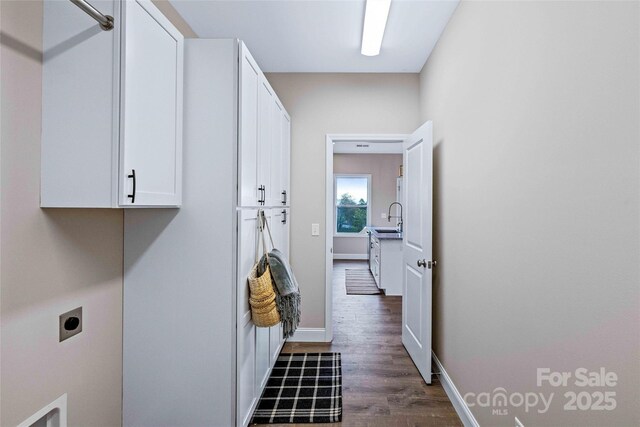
{"left": 345, "top": 269, "right": 381, "bottom": 295}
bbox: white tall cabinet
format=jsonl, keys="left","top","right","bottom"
{"left": 238, "top": 45, "right": 291, "bottom": 208}
{"left": 41, "top": 0, "right": 183, "bottom": 208}
{"left": 123, "top": 39, "right": 291, "bottom": 427}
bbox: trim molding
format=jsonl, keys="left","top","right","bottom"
{"left": 17, "top": 394, "right": 68, "bottom": 427}
{"left": 287, "top": 328, "right": 328, "bottom": 343}
{"left": 325, "top": 134, "right": 409, "bottom": 344}
{"left": 333, "top": 253, "right": 368, "bottom": 260}
{"left": 432, "top": 351, "right": 479, "bottom": 427}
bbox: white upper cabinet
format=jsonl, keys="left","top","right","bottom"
{"left": 268, "top": 99, "right": 283, "bottom": 207}
{"left": 268, "top": 93, "right": 291, "bottom": 208}
{"left": 257, "top": 79, "right": 273, "bottom": 206}
{"left": 281, "top": 108, "right": 291, "bottom": 207}
{"left": 238, "top": 43, "right": 260, "bottom": 207}
{"left": 41, "top": 0, "right": 183, "bottom": 208}
{"left": 119, "top": 0, "right": 183, "bottom": 206}
{"left": 237, "top": 42, "right": 291, "bottom": 208}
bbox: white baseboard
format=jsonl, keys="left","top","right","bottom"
{"left": 333, "top": 253, "right": 368, "bottom": 260}
{"left": 287, "top": 328, "right": 328, "bottom": 342}
{"left": 432, "top": 351, "right": 479, "bottom": 427}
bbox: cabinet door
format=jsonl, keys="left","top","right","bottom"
{"left": 239, "top": 43, "right": 260, "bottom": 207}
{"left": 269, "top": 100, "right": 283, "bottom": 207}
{"left": 270, "top": 323, "right": 282, "bottom": 365}
{"left": 120, "top": 0, "right": 183, "bottom": 207}
{"left": 256, "top": 326, "right": 270, "bottom": 392}
{"left": 256, "top": 211, "right": 274, "bottom": 392}
{"left": 237, "top": 209, "right": 259, "bottom": 426}
{"left": 282, "top": 208, "right": 290, "bottom": 259}
{"left": 41, "top": 0, "right": 120, "bottom": 208}
{"left": 270, "top": 209, "right": 283, "bottom": 251}
{"left": 281, "top": 111, "right": 291, "bottom": 207}
{"left": 257, "top": 77, "right": 273, "bottom": 207}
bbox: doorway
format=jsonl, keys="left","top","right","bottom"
{"left": 324, "top": 134, "right": 408, "bottom": 340}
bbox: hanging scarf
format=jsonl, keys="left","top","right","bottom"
{"left": 258, "top": 249, "right": 301, "bottom": 338}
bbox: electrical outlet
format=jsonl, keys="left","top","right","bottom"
{"left": 59, "top": 307, "right": 82, "bottom": 342}
{"left": 515, "top": 416, "right": 525, "bottom": 427}
{"left": 311, "top": 223, "right": 320, "bottom": 236}
{"left": 381, "top": 213, "right": 387, "bottom": 219}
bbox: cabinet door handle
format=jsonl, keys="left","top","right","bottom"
{"left": 258, "top": 185, "right": 265, "bottom": 205}
{"left": 128, "top": 169, "right": 136, "bottom": 203}
{"left": 281, "top": 190, "right": 287, "bottom": 205}
{"left": 281, "top": 210, "right": 287, "bottom": 224}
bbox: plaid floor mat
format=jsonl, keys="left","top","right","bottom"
{"left": 251, "top": 353, "right": 342, "bottom": 424}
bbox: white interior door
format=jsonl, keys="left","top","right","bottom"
{"left": 401, "top": 121, "right": 433, "bottom": 384}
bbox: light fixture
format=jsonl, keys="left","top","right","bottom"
{"left": 361, "top": 0, "right": 392, "bottom": 56}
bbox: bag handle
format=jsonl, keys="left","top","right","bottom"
{"left": 262, "top": 210, "right": 275, "bottom": 250}
{"left": 255, "top": 210, "right": 273, "bottom": 263}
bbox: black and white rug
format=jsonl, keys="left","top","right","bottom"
{"left": 251, "top": 353, "right": 343, "bottom": 424}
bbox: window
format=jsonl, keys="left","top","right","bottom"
{"left": 334, "top": 174, "right": 371, "bottom": 235}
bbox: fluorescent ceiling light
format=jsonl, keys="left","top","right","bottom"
{"left": 361, "top": 0, "right": 392, "bottom": 56}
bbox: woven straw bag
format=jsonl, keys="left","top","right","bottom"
{"left": 248, "top": 211, "right": 281, "bottom": 328}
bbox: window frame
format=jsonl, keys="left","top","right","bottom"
{"left": 333, "top": 173, "right": 372, "bottom": 237}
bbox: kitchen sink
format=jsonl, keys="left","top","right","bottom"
{"left": 373, "top": 228, "right": 400, "bottom": 234}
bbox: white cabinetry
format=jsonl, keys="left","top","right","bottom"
{"left": 237, "top": 209, "right": 287, "bottom": 426}
{"left": 370, "top": 234, "right": 381, "bottom": 287}
{"left": 238, "top": 45, "right": 260, "bottom": 207}
{"left": 123, "top": 39, "right": 292, "bottom": 427}
{"left": 368, "top": 233, "right": 403, "bottom": 295}
{"left": 272, "top": 208, "right": 291, "bottom": 258}
{"left": 281, "top": 113, "right": 291, "bottom": 206}
{"left": 42, "top": 0, "right": 183, "bottom": 208}
{"left": 237, "top": 210, "right": 259, "bottom": 426}
{"left": 238, "top": 44, "right": 291, "bottom": 208}
{"left": 257, "top": 79, "right": 274, "bottom": 206}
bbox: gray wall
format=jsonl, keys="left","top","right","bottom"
{"left": 1, "top": 1, "right": 123, "bottom": 425}
{"left": 266, "top": 73, "right": 420, "bottom": 328}
{"left": 333, "top": 153, "right": 402, "bottom": 256}
{"left": 419, "top": 1, "right": 640, "bottom": 425}
{"left": 151, "top": 0, "right": 198, "bottom": 38}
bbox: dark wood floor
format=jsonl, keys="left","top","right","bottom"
{"left": 254, "top": 261, "right": 462, "bottom": 427}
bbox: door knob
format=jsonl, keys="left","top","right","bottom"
{"left": 428, "top": 260, "right": 437, "bottom": 269}
{"left": 417, "top": 259, "right": 427, "bottom": 268}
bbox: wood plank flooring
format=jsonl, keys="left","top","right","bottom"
{"left": 252, "top": 261, "right": 462, "bottom": 427}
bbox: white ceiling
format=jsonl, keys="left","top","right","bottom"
{"left": 170, "top": 0, "right": 460, "bottom": 73}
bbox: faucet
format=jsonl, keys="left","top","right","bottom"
{"left": 387, "top": 202, "right": 403, "bottom": 233}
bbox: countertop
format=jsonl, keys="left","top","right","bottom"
{"left": 365, "top": 226, "right": 403, "bottom": 240}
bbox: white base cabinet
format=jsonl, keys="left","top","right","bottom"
{"left": 42, "top": 0, "right": 183, "bottom": 208}
{"left": 369, "top": 233, "right": 403, "bottom": 296}
{"left": 237, "top": 209, "right": 288, "bottom": 426}
{"left": 123, "top": 39, "right": 290, "bottom": 427}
